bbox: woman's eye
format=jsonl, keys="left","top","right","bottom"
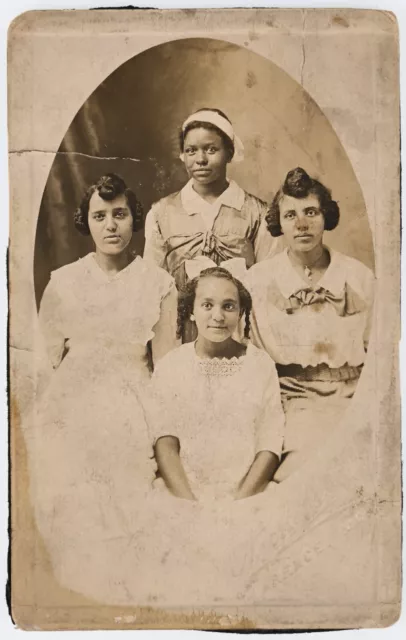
{"left": 93, "top": 214, "right": 104, "bottom": 221}
{"left": 207, "top": 146, "right": 217, "bottom": 154}
{"left": 114, "top": 211, "right": 126, "bottom": 219}
{"left": 306, "top": 209, "right": 316, "bottom": 216}
{"left": 185, "top": 148, "right": 196, "bottom": 155}
{"left": 284, "top": 212, "right": 295, "bottom": 220}
{"left": 224, "top": 303, "right": 236, "bottom": 311}
{"left": 202, "top": 302, "right": 212, "bottom": 310}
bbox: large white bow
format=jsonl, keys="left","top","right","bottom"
{"left": 184, "top": 256, "right": 247, "bottom": 282}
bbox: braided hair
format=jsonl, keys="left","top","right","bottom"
{"left": 177, "top": 267, "right": 252, "bottom": 341}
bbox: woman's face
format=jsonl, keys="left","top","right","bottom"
{"left": 183, "top": 127, "right": 231, "bottom": 186}
{"left": 193, "top": 276, "right": 241, "bottom": 343}
{"left": 88, "top": 191, "right": 133, "bottom": 256}
{"left": 279, "top": 193, "right": 325, "bottom": 253}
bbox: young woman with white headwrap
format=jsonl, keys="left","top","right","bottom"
{"left": 143, "top": 108, "right": 279, "bottom": 310}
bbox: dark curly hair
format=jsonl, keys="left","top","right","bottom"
{"left": 74, "top": 173, "right": 144, "bottom": 235}
{"left": 179, "top": 108, "right": 235, "bottom": 161}
{"left": 266, "top": 167, "right": 340, "bottom": 237}
{"left": 177, "top": 267, "right": 252, "bottom": 341}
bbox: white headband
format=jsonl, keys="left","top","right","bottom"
{"left": 180, "top": 110, "right": 244, "bottom": 164}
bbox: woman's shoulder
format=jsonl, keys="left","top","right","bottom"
{"left": 137, "top": 257, "right": 175, "bottom": 293}
{"left": 332, "top": 250, "right": 375, "bottom": 299}
{"left": 241, "top": 190, "right": 269, "bottom": 216}
{"left": 153, "top": 343, "right": 194, "bottom": 377}
{"left": 241, "top": 189, "right": 267, "bottom": 207}
{"left": 245, "top": 343, "right": 278, "bottom": 377}
{"left": 245, "top": 251, "right": 285, "bottom": 287}
{"left": 49, "top": 254, "right": 92, "bottom": 285}
{"left": 246, "top": 342, "right": 274, "bottom": 362}
{"left": 148, "top": 190, "right": 183, "bottom": 215}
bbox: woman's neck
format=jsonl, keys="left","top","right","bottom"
{"left": 195, "top": 336, "right": 245, "bottom": 360}
{"left": 288, "top": 244, "right": 329, "bottom": 269}
{"left": 192, "top": 177, "right": 229, "bottom": 203}
{"left": 94, "top": 249, "right": 133, "bottom": 275}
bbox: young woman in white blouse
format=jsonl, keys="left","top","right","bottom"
{"left": 245, "top": 167, "right": 375, "bottom": 481}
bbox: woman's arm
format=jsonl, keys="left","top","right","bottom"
{"left": 151, "top": 284, "right": 179, "bottom": 366}
{"left": 253, "top": 205, "right": 281, "bottom": 263}
{"left": 234, "top": 451, "right": 280, "bottom": 499}
{"left": 38, "top": 279, "right": 67, "bottom": 369}
{"left": 154, "top": 435, "right": 196, "bottom": 500}
{"left": 143, "top": 204, "right": 168, "bottom": 269}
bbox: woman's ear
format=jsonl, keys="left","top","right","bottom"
{"left": 190, "top": 314, "right": 195, "bottom": 322}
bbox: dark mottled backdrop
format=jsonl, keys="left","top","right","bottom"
{"left": 34, "top": 38, "right": 374, "bottom": 307}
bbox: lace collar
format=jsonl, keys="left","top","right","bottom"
{"left": 193, "top": 342, "right": 249, "bottom": 376}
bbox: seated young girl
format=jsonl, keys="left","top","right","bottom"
{"left": 149, "top": 265, "right": 285, "bottom": 502}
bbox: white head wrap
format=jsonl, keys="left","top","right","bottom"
{"left": 180, "top": 110, "right": 245, "bottom": 164}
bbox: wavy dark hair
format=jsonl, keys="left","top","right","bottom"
{"left": 266, "top": 167, "right": 340, "bottom": 237}
{"left": 179, "top": 107, "right": 235, "bottom": 161}
{"left": 177, "top": 267, "right": 252, "bottom": 341}
{"left": 74, "top": 173, "right": 144, "bottom": 235}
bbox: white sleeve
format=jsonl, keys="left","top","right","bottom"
{"left": 254, "top": 358, "right": 285, "bottom": 459}
{"left": 151, "top": 280, "right": 180, "bottom": 366}
{"left": 38, "top": 277, "right": 67, "bottom": 370}
{"left": 143, "top": 203, "right": 168, "bottom": 269}
{"left": 144, "top": 352, "right": 183, "bottom": 445}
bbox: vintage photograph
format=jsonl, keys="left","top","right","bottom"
{"left": 8, "top": 8, "right": 401, "bottom": 630}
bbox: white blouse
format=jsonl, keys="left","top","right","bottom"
{"left": 38, "top": 253, "right": 177, "bottom": 369}
{"left": 245, "top": 248, "right": 375, "bottom": 369}
{"left": 147, "top": 342, "right": 285, "bottom": 500}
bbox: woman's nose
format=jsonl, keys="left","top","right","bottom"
{"left": 195, "top": 150, "right": 208, "bottom": 165}
{"left": 211, "top": 306, "right": 224, "bottom": 322}
{"left": 295, "top": 215, "right": 308, "bottom": 229}
{"left": 105, "top": 215, "right": 117, "bottom": 230}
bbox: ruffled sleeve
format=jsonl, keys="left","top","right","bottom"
{"left": 150, "top": 267, "right": 179, "bottom": 366}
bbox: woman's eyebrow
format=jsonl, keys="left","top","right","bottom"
{"left": 304, "top": 206, "right": 319, "bottom": 212}
{"left": 90, "top": 209, "right": 106, "bottom": 216}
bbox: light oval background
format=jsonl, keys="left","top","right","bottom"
{"left": 34, "top": 38, "right": 375, "bottom": 306}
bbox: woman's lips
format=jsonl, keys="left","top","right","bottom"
{"left": 104, "top": 235, "right": 121, "bottom": 243}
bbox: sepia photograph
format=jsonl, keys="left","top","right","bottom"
{"left": 7, "top": 6, "right": 401, "bottom": 631}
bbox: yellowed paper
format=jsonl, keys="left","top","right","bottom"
{"left": 8, "top": 8, "right": 401, "bottom": 630}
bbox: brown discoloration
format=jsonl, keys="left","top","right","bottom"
{"left": 332, "top": 15, "right": 350, "bottom": 28}
{"left": 313, "top": 342, "right": 336, "bottom": 360}
{"left": 246, "top": 70, "right": 257, "bottom": 88}
{"left": 8, "top": 6, "right": 401, "bottom": 631}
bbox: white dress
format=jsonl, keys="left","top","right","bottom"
{"left": 24, "top": 253, "right": 187, "bottom": 605}
{"left": 149, "top": 342, "right": 285, "bottom": 501}
{"left": 245, "top": 247, "right": 375, "bottom": 480}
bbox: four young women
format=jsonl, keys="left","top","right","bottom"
{"left": 28, "top": 107, "right": 375, "bottom": 604}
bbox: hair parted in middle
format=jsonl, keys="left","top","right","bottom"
{"left": 179, "top": 107, "right": 235, "bottom": 161}
{"left": 177, "top": 267, "right": 252, "bottom": 341}
{"left": 74, "top": 173, "right": 144, "bottom": 236}
{"left": 266, "top": 167, "right": 340, "bottom": 237}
